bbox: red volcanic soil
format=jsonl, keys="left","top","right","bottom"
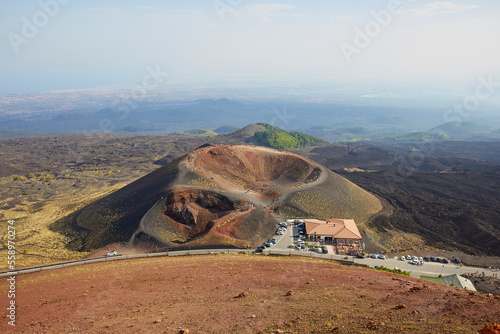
{"left": 2, "top": 255, "right": 499, "bottom": 333}
{"left": 258, "top": 190, "right": 282, "bottom": 201}
{"left": 140, "top": 186, "right": 263, "bottom": 248}
{"left": 187, "top": 145, "right": 318, "bottom": 194}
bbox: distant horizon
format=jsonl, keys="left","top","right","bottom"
{"left": 1, "top": 0, "right": 499, "bottom": 95}
{"left": 0, "top": 72, "right": 481, "bottom": 95}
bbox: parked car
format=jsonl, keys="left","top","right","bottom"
{"left": 377, "top": 254, "right": 386, "bottom": 260}
{"left": 269, "top": 238, "right": 276, "bottom": 244}
{"left": 442, "top": 258, "right": 449, "bottom": 264}
{"left": 400, "top": 256, "right": 406, "bottom": 261}
{"left": 255, "top": 247, "right": 264, "bottom": 253}
{"left": 430, "top": 256, "right": 437, "bottom": 262}
{"left": 106, "top": 250, "right": 117, "bottom": 257}
{"left": 356, "top": 254, "right": 365, "bottom": 259}
{"left": 423, "top": 256, "right": 430, "bottom": 262}
{"left": 322, "top": 247, "right": 328, "bottom": 254}
{"left": 455, "top": 258, "right": 461, "bottom": 264}
{"left": 279, "top": 222, "right": 287, "bottom": 227}
{"left": 412, "top": 256, "right": 418, "bottom": 261}
{"left": 409, "top": 260, "right": 419, "bottom": 265}
{"left": 419, "top": 257, "right": 423, "bottom": 262}
{"left": 264, "top": 242, "right": 272, "bottom": 248}
{"left": 436, "top": 257, "right": 442, "bottom": 262}
{"left": 370, "top": 254, "right": 378, "bottom": 259}
{"left": 406, "top": 255, "right": 412, "bottom": 260}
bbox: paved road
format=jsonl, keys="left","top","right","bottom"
{"left": 353, "top": 256, "right": 499, "bottom": 278}
{"left": 4, "top": 222, "right": 498, "bottom": 280}
{"left": 264, "top": 222, "right": 500, "bottom": 279}
{"left": 273, "top": 222, "right": 295, "bottom": 250}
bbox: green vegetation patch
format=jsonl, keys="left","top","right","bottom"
{"left": 254, "top": 123, "right": 324, "bottom": 149}
{"left": 9, "top": 173, "right": 54, "bottom": 181}
{"left": 381, "top": 131, "right": 450, "bottom": 141}
{"left": 376, "top": 265, "right": 410, "bottom": 276}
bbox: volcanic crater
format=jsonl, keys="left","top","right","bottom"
{"left": 54, "top": 144, "right": 382, "bottom": 251}
{"left": 185, "top": 144, "right": 322, "bottom": 194}
{"left": 131, "top": 145, "right": 381, "bottom": 250}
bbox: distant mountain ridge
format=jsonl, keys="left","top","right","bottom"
{"left": 431, "top": 121, "right": 493, "bottom": 133}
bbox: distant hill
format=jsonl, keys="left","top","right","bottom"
{"left": 226, "top": 124, "right": 324, "bottom": 149}
{"left": 310, "top": 126, "right": 372, "bottom": 135}
{"left": 253, "top": 123, "right": 324, "bottom": 149}
{"left": 431, "top": 121, "right": 492, "bottom": 134}
{"left": 170, "top": 129, "right": 218, "bottom": 136}
{"left": 381, "top": 131, "right": 450, "bottom": 141}
{"left": 194, "top": 98, "right": 240, "bottom": 107}
{"left": 213, "top": 125, "right": 239, "bottom": 134}
{"left": 226, "top": 124, "right": 266, "bottom": 138}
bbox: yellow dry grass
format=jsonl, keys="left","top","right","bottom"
{"left": 0, "top": 178, "right": 131, "bottom": 270}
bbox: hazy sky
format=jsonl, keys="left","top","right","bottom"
{"left": 1, "top": 0, "right": 499, "bottom": 94}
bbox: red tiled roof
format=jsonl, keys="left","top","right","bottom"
{"left": 304, "top": 218, "right": 361, "bottom": 239}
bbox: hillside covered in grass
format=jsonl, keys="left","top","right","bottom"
{"left": 254, "top": 123, "right": 324, "bottom": 149}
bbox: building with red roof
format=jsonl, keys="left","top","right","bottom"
{"left": 304, "top": 218, "right": 363, "bottom": 255}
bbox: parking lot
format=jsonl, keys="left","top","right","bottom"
{"left": 256, "top": 221, "right": 500, "bottom": 278}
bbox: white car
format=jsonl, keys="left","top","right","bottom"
{"left": 106, "top": 250, "right": 117, "bottom": 257}
{"left": 400, "top": 256, "right": 406, "bottom": 261}
{"left": 406, "top": 255, "right": 412, "bottom": 260}
{"left": 419, "top": 257, "right": 423, "bottom": 262}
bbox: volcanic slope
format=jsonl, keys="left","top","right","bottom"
{"left": 52, "top": 145, "right": 382, "bottom": 251}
